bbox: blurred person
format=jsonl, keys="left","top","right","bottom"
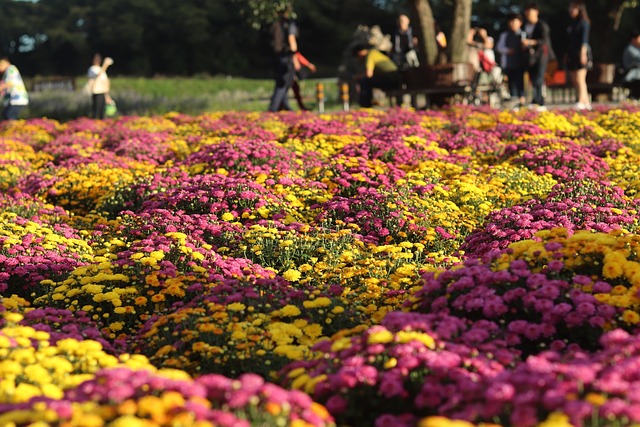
{"left": 352, "top": 43, "right": 399, "bottom": 108}
{"left": 391, "top": 14, "right": 419, "bottom": 70}
{"left": 522, "top": 2, "right": 554, "bottom": 109}
{"left": 622, "top": 30, "right": 640, "bottom": 100}
{"left": 435, "top": 22, "right": 448, "bottom": 64}
{"left": 566, "top": 0, "right": 591, "bottom": 110}
{"left": 268, "top": 3, "right": 298, "bottom": 112}
{"left": 0, "top": 57, "right": 28, "bottom": 121}
{"left": 468, "top": 27, "right": 501, "bottom": 81}
{"left": 87, "top": 53, "right": 114, "bottom": 119}
{"left": 497, "top": 13, "right": 526, "bottom": 108}
{"left": 481, "top": 36, "right": 503, "bottom": 83}
{"left": 291, "top": 51, "right": 316, "bottom": 111}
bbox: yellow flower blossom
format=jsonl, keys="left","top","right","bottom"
{"left": 282, "top": 269, "right": 302, "bottom": 282}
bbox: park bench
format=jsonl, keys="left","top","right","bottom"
{"left": 544, "top": 62, "right": 628, "bottom": 104}
{"left": 384, "top": 63, "right": 476, "bottom": 108}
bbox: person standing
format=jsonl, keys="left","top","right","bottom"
{"left": 566, "top": 0, "right": 591, "bottom": 110}
{"left": 268, "top": 4, "right": 298, "bottom": 112}
{"left": 87, "top": 53, "right": 114, "bottom": 119}
{"left": 391, "top": 14, "right": 419, "bottom": 70}
{"left": 522, "top": 2, "right": 554, "bottom": 109}
{"left": 0, "top": 57, "right": 29, "bottom": 121}
{"left": 497, "top": 13, "right": 526, "bottom": 108}
{"left": 622, "top": 31, "right": 640, "bottom": 100}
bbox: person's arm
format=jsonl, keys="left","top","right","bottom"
{"left": 102, "top": 57, "right": 114, "bottom": 72}
{"left": 365, "top": 52, "right": 375, "bottom": 78}
{"left": 579, "top": 21, "right": 590, "bottom": 65}
{"left": 288, "top": 33, "right": 298, "bottom": 54}
{"left": 496, "top": 32, "right": 511, "bottom": 55}
{"left": 287, "top": 22, "right": 298, "bottom": 54}
{"left": 295, "top": 52, "right": 316, "bottom": 72}
{"left": 525, "top": 23, "right": 545, "bottom": 48}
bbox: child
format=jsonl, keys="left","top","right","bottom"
{"left": 496, "top": 13, "right": 525, "bottom": 107}
{"left": 479, "top": 37, "right": 503, "bottom": 83}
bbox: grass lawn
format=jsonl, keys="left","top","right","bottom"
{"left": 26, "top": 75, "right": 343, "bottom": 120}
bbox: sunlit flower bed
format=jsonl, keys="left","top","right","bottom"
{"left": 1, "top": 105, "right": 640, "bottom": 426}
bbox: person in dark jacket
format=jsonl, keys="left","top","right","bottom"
{"left": 522, "top": 2, "right": 554, "bottom": 109}
{"left": 497, "top": 13, "right": 526, "bottom": 108}
{"left": 391, "top": 14, "right": 419, "bottom": 70}
{"left": 267, "top": 4, "right": 298, "bottom": 112}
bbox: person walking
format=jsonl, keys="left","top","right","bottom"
{"left": 87, "top": 53, "right": 114, "bottom": 119}
{"left": 291, "top": 51, "right": 316, "bottom": 110}
{"left": 522, "top": 2, "right": 554, "bottom": 110}
{"left": 566, "top": 0, "right": 591, "bottom": 110}
{"left": 0, "top": 57, "right": 29, "bottom": 121}
{"left": 267, "top": 4, "right": 298, "bottom": 112}
{"left": 622, "top": 31, "right": 640, "bottom": 100}
{"left": 497, "top": 13, "right": 526, "bottom": 108}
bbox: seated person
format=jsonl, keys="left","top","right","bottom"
{"left": 352, "top": 43, "right": 399, "bottom": 108}
{"left": 467, "top": 27, "right": 490, "bottom": 71}
{"left": 623, "top": 31, "right": 640, "bottom": 99}
{"left": 479, "top": 37, "right": 503, "bottom": 83}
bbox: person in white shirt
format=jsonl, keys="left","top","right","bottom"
{"left": 87, "top": 54, "right": 114, "bottom": 119}
{"left": 0, "top": 57, "right": 29, "bottom": 121}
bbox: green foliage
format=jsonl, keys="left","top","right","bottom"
{"left": 2, "top": 0, "right": 638, "bottom": 78}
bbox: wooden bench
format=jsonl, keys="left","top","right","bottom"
{"left": 545, "top": 62, "right": 628, "bottom": 104}
{"left": 385, "top": 63, "right": 475, "bottom": 108}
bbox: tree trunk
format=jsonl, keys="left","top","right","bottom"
{"left": 409, "top": 0, "right": 438, "bottom": 66}
{"left": 449, "top": 0, "right": 472, "bottom": 63}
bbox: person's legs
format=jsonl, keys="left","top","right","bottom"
{"left": 568, "top": 69, "right": 579, "bottom": 100}
{"left": 268, "top": 55, "right": 294, "bottom": 112}
{"left": 629, "top": 80, "right": 640, "bottom": 100}
{"left": 363, "top": 72, "right": 400, "bottom": 107}
{"left": 529, "top": 58, "right": 547, "bottom": 106}
{"left": 514, "top": 67, "right": 525, "bottom": 105}
{"left": 358, "top": 77, "right": 373, "bottom": 108}
{"left": 1, "top": 105, "right": 23, "bottom": 120}
{"left": 576, "top": 68, "right": 589, "bottom": 106}
{"left": 92, "top": 93, "right": 106, "bottom": 119}
{"left": 291, "top": 79, "right": 308, "bottom": 110}
{"left": 505, "top": 68, "right": 524, "bottom": 105}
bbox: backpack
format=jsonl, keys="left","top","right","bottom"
{"left": 271, "top": 20, "right": 289, "bottom": 54}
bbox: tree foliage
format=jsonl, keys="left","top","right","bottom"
{"left": 0, "top": 0, "right": 637, "bottom": 77}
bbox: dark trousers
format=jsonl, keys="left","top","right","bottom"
{"left": 358, "top": 72, "right": 400, "bottom": 108}
{"left": 528, "top": 58, "right": 548, "bottom": 105}
{"left": 505, "top": 67, "right": 525, "bottom": 99}
{"left": 92, "top": 93, "right": 106, "bottom": 119}
{"left": 626, "top": 80, "right": 640, "bottom": 100}
{"left": 268, "top": 54, "right": 295, "bottom": 112}
{"left": 1, "top": 104, "right": 24, "bottom": 120}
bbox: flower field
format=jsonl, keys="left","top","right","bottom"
{"left": 1, "top": 105, "right": 640, "bottom": 426}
